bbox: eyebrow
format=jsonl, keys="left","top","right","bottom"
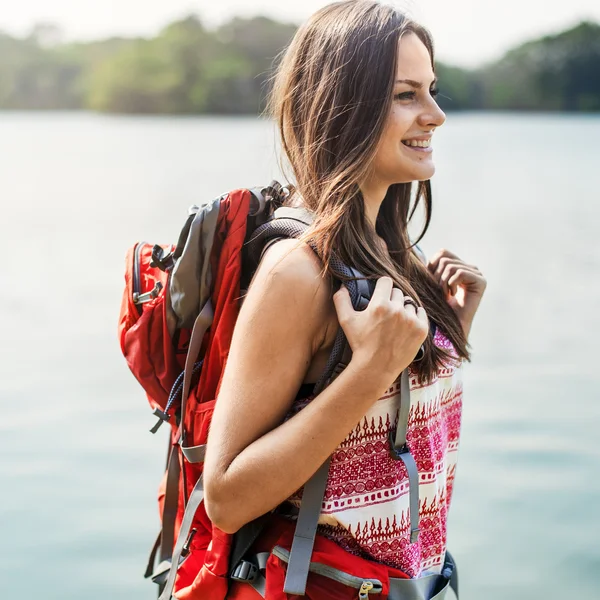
{"left": 395, "top": 78, "right": 438, "bottom": 88}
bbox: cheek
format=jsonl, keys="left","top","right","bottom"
{"left": 387, "top": 106, "right": 413, "bottom": 139}
{"left": 381, "top": 114, "right": 408, "bottom": 152}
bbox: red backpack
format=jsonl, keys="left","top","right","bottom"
{"left": 118, "top": 183, "right": 458, "bottom": 600}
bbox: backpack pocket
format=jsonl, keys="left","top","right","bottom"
{"left": 119, "top": 242, "right": 179, "bottom": 410}
{"left": 264, "top": 537, "right": 392, "bottom": 600}
{"left": 226, "top": 517, "right": 409, "bottom": 600}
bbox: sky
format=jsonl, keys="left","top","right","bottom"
{"left": 2, "top": 0, "right": 600, "bottom": 67}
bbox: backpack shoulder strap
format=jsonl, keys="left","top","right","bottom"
{"left": 272, "top": 206, "right": 314, "bottom": 226}
{"left": 259, "top": 206, "right": 315, "bottom": 262}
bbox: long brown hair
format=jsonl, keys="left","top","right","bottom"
{"left": 267, "top": 0, "right": 470, "bottom": 381}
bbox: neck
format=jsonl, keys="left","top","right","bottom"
{"left": 360, "top": 176, "right": 389, "bottom": 228}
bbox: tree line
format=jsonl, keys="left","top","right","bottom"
{"left": 0, "top": 16, "right": 598, "bottom": 114}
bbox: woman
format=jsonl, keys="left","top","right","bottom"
{"left": 204, "top": 0, "right": 487, "bottom": 596}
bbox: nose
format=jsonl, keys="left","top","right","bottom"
{"left": 418, "top": 98, "right": 446, "bottom": 129}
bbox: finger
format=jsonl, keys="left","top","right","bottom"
{"left": 390, "top": 287, "right": 405, "bottom": 306}
{"left": 403, "top": 300, "right": 417, "bottom": 315}
{"left": 447, "top": 269, "right": 486, "bottom": 296}
{"left": 434, "top": 258, "right": 459, "bottom": 279}
{"left": 333, "top": 284, "right": 354, "bottom": 321}
{"left": 427, "top": 248, "right": 460, "bottom": 272}
{"left": 438, "top": 263, "right": 480, "bottom": 291}
{"left": 441, "top": 264, "right": 482, "bottom": 292}
{"left": 440, "top": 262, "right": 461, "bottom": 289}
{"left": 434, "top": 258, "right": 480, "bottom": 280}
{"left": 428, "top": 251, "right": 480, "bottom": 276}
{"left": 416, "top": 306, "right": 428, "bottom": 326}
{"left": 371, "top": 276, "right": 394, "bottom": 305}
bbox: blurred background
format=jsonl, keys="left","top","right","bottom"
{"left": 1, "top": 1, "right": 599, "bottom": 599}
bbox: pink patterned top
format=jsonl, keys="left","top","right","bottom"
{"left": 289, "top": 327, "right": 463, "bottom": 578}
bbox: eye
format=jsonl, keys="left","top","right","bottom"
{"left": 394, "top": 88, "right": 439, "bottom": 102}
{"left": 394, "top": 91, "right": 415, "bottom": 101}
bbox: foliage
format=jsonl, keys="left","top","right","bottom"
{"left": 0, "top": 16, "right": 598, "bottom": 113}
{"left": 479, "top": 21, "right": 600, "bottom": 111}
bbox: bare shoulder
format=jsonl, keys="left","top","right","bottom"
{"left": 238, "top": 238, "right": 336, "bottom": 365}
{"left": 248, "top": 238, "right": 332, "bottom": 315}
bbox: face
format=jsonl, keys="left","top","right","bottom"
{"left": 369, "top": 32, "right": 446, "bottom": 187}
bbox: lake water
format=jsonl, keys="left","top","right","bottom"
{"left": 1, "top": 112, "right": 599, "bottom": 599}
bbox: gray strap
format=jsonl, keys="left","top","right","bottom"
{"left": 247, "top": 552, "right": 270, "bottom": 598}
{"left": 272, "top": 206, "right": 314, "bottom": 226}
{"left": 388, "top": 573, "right": 448, "bottom": 600}
{"left": 156, "top": 301, "right": 211, "bottom": 594}
{"left": 144, "top": 530, "right": 161, "bottom": 578}
{"left": 160, "top": 445, "right": 182, "bottom": 564}
{"left": 170, "top": 196, "right": 219, "bottom": 329}
{"left": 394, "top": 370, "right": 411, "bottom": 448}
{"left": 400, "top": 451, "right": 420, "bottom": 544}
{"left": 283, "top": 458, "right": 332, "bottom": 595}
{"left": 390, "top": 369, "right": 420, "bottom": 544}
{"left": 176, "top": 300, "right": 214, "bottom": 444}
{"left": 445, "top": 551, "right": 458, "bottom": 598}
{"left": 388, "top": 552, "right": 458, "bottom": 600}
{"left": 145, "top": 438, "right": 179, "bottom": 580}
{"left": 284, "top": 339, "right": 351, "bottom": 596}
{"left": 275, "top": 545, "right": 383, "bottom": 593}
{"left": 249, "top": 574, "right": 266, "bottom": 598}
{"left": 255, "top": 552, "right": 270, "bottom": 571}
{"left": 181, "top": 443, "right": 206, "bottom": 464}
{"left": 158, "top": 474, "right": 205, "bottom": 600}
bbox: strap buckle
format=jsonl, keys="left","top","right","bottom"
{"left": 388, "top": 428, "right": 409, "bottom": 459}
{"left": 231, "top": 560, "right": 258, "bottom": 583}
{"left": 150, "top": 244, "right": 175, "bottom": 272}
{"left": 410, "top": 527, "right": 421, "bottom": 543}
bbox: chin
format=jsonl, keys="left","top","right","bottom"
{"left": 414, "top": 164, "right": 435, "bottom": 181}
{"left": 391, "top": 162, "right": 435, "bottom": 184}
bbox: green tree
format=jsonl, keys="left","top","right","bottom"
{"left": 86, "top": 15, "right": 212, "bottom": 113}
{"left": 207, "top": 16, "right": 297, "bottom": 113}
{"left": 1, "top": 15, "right": 599, "bottom": 114}
{"left": 480, "top": 21, "right": 600, "bottom": 111}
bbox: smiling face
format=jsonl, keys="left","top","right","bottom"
{"left": 368, "top": 32, "right": 446, "bottom": 188}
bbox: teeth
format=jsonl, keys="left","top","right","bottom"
{"left": 403, "top": 139, "right": 431, "bottom": 148}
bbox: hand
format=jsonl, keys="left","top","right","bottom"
{"left": 427, "top": 249, "right": 487, "bottom": 338}
{"left": 333, "top": 277, "right": 429, "bottom": 387}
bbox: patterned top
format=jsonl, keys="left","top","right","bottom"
{"left": 288, "top": 327, "right": 463, "bottom": 578}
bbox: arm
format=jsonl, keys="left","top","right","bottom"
{"left": 204, "top": 240, "right": 428, "bottom": 533}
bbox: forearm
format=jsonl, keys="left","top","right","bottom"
{"left": 205, "top": 360, "right": 390, "bottom": 533}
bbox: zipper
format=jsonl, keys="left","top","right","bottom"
{"left": 132, "top": 241, "right": 164, "bottom": 313}
{"left": 132, "top": 241, "right": 146, "bottom": 316}
{"left": 272, "top": 546, "right": 383, "bottom": 595}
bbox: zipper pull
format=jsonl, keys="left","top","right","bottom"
{"left": 133, "top": 280, "right": 163, "bottom": 305}
{"left": 149, "top": 407, "right": 170, "bottom": 434}
{"left": 358, "top": 581, "right": 374, "bottom": 599}
{"left": 180, "top": 528, "right": 197, "bottom": 558}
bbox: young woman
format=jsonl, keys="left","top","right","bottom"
{"left": 204, "top": 0, "right": 487, "bottom": 596}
